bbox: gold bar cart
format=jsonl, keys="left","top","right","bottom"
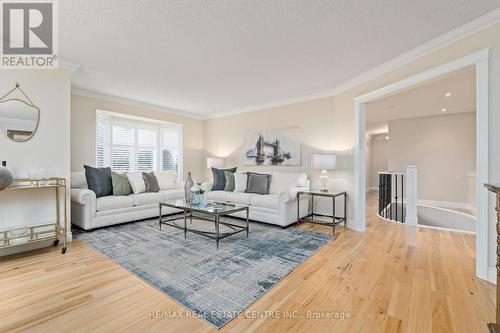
{"left": 1, "top": 178, "right": 68, "bottom": 254}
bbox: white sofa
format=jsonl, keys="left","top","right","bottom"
{"left": 70, "top": 171, "right": 184, "bottom": 230}
{"left": 203, "top": 171, "right": 310, "bottom": 227}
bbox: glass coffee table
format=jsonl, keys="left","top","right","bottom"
{"left": 159, "top": 200, "right": 249, "bottom": 249}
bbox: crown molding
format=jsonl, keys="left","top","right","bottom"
{"left": 71, "top": 87, "right": 205, "bottom": 120}
{"left": 58, "top": 58, "right": 80, "bottom": 73}
{"left": 208, "top": 6, "right": 500, "bottom": 119}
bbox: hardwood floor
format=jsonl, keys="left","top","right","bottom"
{"left": 0, "top": 194, "right": 495, "bottom": 332}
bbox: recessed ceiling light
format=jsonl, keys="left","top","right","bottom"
{"left": 445, "top": 92, "right": 452, "bottom": 97}
{"left": 441, "top": 108, "right": 447, "bottom": 112}
{"left": 385, "top": 136, "right": 389, "bottom": 140}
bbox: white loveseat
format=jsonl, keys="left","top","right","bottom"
{"left": 203, "top": 171, "right": 310, "bottom": 227}
{"left": 70, "top": 171, "right": 184, "bottom": 230}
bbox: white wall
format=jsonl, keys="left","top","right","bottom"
{"left": 367, "top": 134, "right": 388, "bottom": 190}
{"left": 0, "top": 69, "right": 71, "bottom": 253}
{"left": 387, "top": 112, "right": 476, "bottom": 205}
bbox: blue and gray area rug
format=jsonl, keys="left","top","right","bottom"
{"left": 75, "top": 217, "right": 331, "bottom": 328}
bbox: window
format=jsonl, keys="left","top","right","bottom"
{"left": 96, "top": 111, "right": 182, "bottom": 176}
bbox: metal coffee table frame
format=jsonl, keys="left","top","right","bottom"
{"left": 159, "top": 201, "right": 249, "bottom": 249}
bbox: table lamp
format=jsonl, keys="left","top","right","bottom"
{"left": 312, "top": 154, "right": 336, "bottom": 192}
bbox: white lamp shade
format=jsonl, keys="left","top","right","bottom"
{"left": 206, "top": 157, "right": 225, "bottom": 169}
{"left": 312, "top": 154, "right": 336, "bottom": 170}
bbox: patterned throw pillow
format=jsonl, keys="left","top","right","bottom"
{"left": 245, "top": 172, "right": 272, "bottom": 195}
{"left": 224, "top": 171, "right": 235, "bottom": 191}
{"left": 142, "top": 172, "right": 160, "bottom": 192}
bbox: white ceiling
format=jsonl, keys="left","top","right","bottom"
{"left": 366, "top": 67, "right": 476, "bottom": 136}
{"left": 61, "top": 1, "right": 500, "bottom": 117}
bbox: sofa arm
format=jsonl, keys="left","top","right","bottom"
{"left": 71, "top": 188, "right": 96, "bottom": 206}
{"left": 71, "top": 188, "right": 97, "bottom": 216}
{"left": 201, "top": 182, "right": 213, "bottom": 193}
{"left": 175, "top": 180, "right": 186, "bottom": 190}
{"left": 71, "top": 189, "right": 97, "bottom": 230}
{"left": 286, "top": 185, "right": 311, "bottom": 203}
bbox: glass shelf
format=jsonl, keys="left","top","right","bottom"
{"left": 6, "top": 178, "right": 66, "bottom": 191}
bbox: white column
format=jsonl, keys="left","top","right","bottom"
{"left": 405, "top": 166, "right": 418, "bottom": 226}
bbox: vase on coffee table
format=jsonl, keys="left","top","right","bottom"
{"left": 184, "top": 172, "right": 194, "bottom": 203}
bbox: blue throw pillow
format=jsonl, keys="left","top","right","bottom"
{"left": 212, "top": 167, "right": 237, "bottom": 191}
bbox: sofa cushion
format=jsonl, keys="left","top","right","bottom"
{"left": 245, "top": 172, "right": 272, "bottom": 195}
{"left": 84, "top": 165, "right": 113, "bottom": 198}
{"left": 206, "top": 191, "right": 228, "bottom": 202}
{"left": 160, "top": 189, "right": 184, "bottom": 201}
{"left": 134, "top": 192, "right": 164, "bottom": 206}
{"left": 97, "top": 195, "right": 135, "bottom": 211}
{"left": 127, "top": 172, "right": 146, "bottom": 194}
{"left": 270, "top": 171, "right": 308, "bottom": 194}
{"left": 225, "top": 192, "right": 257, "bottom": 205}
{"left": 251, "top": 194, "right": 280, "bottom": 210}
{"left": 155, "top": 170, "right": 177, "bottom": 190}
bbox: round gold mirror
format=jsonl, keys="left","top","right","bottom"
{"left": 0, "top": 84, "right": 40, "bottom": 142}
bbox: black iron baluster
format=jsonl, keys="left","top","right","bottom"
{"left": 395, "top": 175, "right": 398, "bottom": 223}
{"left": 401, "top": 174, "right": 404, "bottom": 222}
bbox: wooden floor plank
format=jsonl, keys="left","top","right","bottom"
{"left": 0, "top": 192, "right": 494, "bottom": 332}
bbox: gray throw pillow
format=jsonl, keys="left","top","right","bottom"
{"left": 84, "top": 165, "right": 112, "bottom": 198}
{"left": 212, "top": 167, "right": 237, "bottom": 191}
{"left": 142, "top": 172, "right": 160, "bottom": 192}
{"left": 224, "top": 171, "right": 235, "bottom": 191}
{"left": 245, "top": 172, "right": 272, "bottom": 195}
{"left": 111, "top": 172, "right": 132, "bottom": 196}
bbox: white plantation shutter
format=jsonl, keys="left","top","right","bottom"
{"left": 112, "top": 125, "right": 135, "bottom": 145}
{"left": 137, "top": 128, "right": 157, "bottom": 171}
{"left": 161, "top": 128, "right": 180, "bottom": 171}
{"left": 96, "top": 111, "right": 182, "bottom": 176}
{"left": 111, "top": 147, "right": 134, "bottom": 172}
{"left": 96, "top": 115, "right": 110, "bottom": 168}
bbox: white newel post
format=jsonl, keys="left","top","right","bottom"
{"left": 405, "top": 166, "right": 418, "bottom": 226}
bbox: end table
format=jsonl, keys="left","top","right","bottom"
{"left": 297, "top": 190, "right": 347, "bottom": 236}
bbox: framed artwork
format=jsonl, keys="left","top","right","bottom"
{"left": 243, "top": 128, "right": 300, "bottom": 166}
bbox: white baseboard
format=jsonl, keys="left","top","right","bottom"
{"left": 488, "top": 267, "right": 497, "bottom": 284}
{"left": 404, "top": 217, "right": 418, "bottom": 226}
{"left": 417, "top": 199, "right": 473, "bottom": 210}
{"left": 346, "top": 219, "right": 360, "bottom": 231}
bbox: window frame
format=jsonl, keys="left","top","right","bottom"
{"left": 95, "top": 110, "right": 183, "bottom": 179}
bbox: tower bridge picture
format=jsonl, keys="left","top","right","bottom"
{"left": 246, "top": 133, "right": 292, "bottom": 165}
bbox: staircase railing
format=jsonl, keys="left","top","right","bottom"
{"left": 378, "top": 166, "right": 418, "bottom": 225}
{"left": 378, "top": 171, "right": 404, "bottom": 222}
